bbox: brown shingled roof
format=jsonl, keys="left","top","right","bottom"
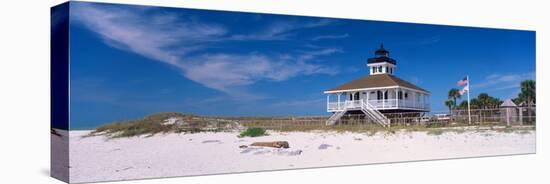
{"left": 326, "top": 74, "right": 429, "bottom": 93}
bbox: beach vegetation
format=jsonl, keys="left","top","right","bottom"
{"left": 86, "top": 111, "right": 535, "bottom": 139}
{"left": 89, "top": 112, "right": 188, "bottom": 138}
{"left": 239, "top": 128, "right": 268, "bottom": 137}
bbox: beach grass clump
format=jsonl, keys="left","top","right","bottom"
{"left": 239, "top": 128, "right": 268, "bottom": 137}
{"left": 89, "top": 112, "right": 189, "bottom": 138}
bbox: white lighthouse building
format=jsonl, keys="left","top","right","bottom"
{"left": 324, "top": 45, "right": 430, "bottom": 126}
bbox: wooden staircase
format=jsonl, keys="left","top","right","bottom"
{"left": 360, "top": 100, "right": 390, "bottom": 127}
{"left": 326, "top": 100, "right": 390, "bottom": 127}
{"left": 326, "top": 108, "right": 347, "bottom": 125}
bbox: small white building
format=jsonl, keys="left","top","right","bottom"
{"left": 324, "top": 45, "right": 431, "bottom": 126}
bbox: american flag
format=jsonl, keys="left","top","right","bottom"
{"left": 457, "top": 76, "right": 468, "bottom": 87}
{"left": 459, "top": 85, "right": 469, "bottom": 95}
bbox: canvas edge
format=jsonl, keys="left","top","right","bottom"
{"left": 51, "top": 1, "right": 71, "bottom": 183}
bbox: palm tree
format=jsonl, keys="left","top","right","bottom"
{"left": 490, "top": 98, "right": 502, "bottom": 108}
{"left": 447, "top": 88, "right": 462, "bottom": 116}
{"left": 444, "top": 99, "right": 454, "bottom": 114}
{"left": 519, "top": 80, "right": 536, "bottom": 122}
{"left": 519, "top": 80, "right": 536, "bottom": 103}
{"left": 470, "top": 98, "right": 480, "bottom": 109}
{"left": 474, "top": 93, "right": 501, "bottom": 124}
{"left": 476, "top": 93, "right": 502, "bottom": 109}
{"left": 448, "top": 88, "right": 462, "bottom": 107}
{"left": 458, "top": 100, "right": 469, "bottom": 110}
{"left": 477, "top": 93, "right": 494, "bottom": 109}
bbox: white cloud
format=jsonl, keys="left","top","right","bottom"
{"left": 472, "top": 72, "right": 535, "bottom": 91}
{"left": 269, "top": 98, "right": 325, "bottom": 108}
{"left": 181, "top": 49, "right": 339, "bottom": 95}
{"left": 311, "top": 33, "right": 349, "bottom": 41}
{"left": 228, "top": 19, "right": 335, "bottom": 41}
{"left": 71, "top": 3, "right": 340, "bottom": 97}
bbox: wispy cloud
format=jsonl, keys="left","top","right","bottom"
{"left": 269, "top": 98, "right": 325, "bottom": 108}
{"left": 229, "top": 19, "right": 335, "bottom": 41}
{"left": 311, "top": 33, "right": 349, "bottom": 41}
{"left": 71, "top": 5, "right": 226, "bottom": 65}
{"left": 472, "top": 72, "right": 535, "bottom": 91}
{"left": 71, "top": 3, "right": 341, "bottom": 97}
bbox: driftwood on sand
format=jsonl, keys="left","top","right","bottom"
{"left": 250, "top": 141, "right": 290, "bottom": 149}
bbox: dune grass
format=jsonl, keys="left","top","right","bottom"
{"left": 89, "top": 112, "right": 189, "bottom": 138}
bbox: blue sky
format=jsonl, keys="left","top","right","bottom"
{"left": 67, "top": 2, "right": 535, "bottom": 129}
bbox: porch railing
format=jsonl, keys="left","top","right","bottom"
{"left": 328, "top": 99, "right": 429, "bottom": 111}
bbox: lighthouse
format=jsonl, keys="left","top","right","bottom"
{"left": 324, "top": 44, "right": 431, "bottom": 126}
{"left": 368, "top": 44, "right": 396, "bottom": 75}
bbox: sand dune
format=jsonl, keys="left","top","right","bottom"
{"left": 64, "top": 129, "right": 535, "bottom": 183}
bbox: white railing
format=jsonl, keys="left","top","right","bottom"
{"left": 361, "top": 100, "right": 390, "bottom": 127}
{"left": 328, "top": 99, "right": 429, "bottom": 111}
{"left": 326, "top": 108, "right": 347, "bottom": 125}
{"left": 367, "top": 99, "right": 398, "bottom": 109}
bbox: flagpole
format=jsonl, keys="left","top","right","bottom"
{"left": 467, "top": 75, "right": 471, "bottom": 125}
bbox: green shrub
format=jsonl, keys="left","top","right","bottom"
{"left": 239, "top": 127, "right": 268, "bottom": 137}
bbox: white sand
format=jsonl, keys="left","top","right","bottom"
{"left": 66, "top": 129, "right": 535, "bottom": 183}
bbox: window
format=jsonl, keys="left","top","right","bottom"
{"left": 386, "top": 67, "right": 389, "bottom": 73}
{"left": 404, "top": 93, "right": 408, "bottom": 99}
{"left": 390, "top": 67, "right": 393, "bottom": 74}
{"left": 377, "top": 91, "right": 382, "bottom": 100}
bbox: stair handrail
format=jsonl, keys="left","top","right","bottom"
{"left": 361, "top": 100, "right": 389, "bottom": 126}
{"left": 326, "top": 105, "right": 348, "bottom": 125}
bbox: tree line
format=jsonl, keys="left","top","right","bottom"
{"left": 444, "top": 80, "right": 535, "bottom": 113}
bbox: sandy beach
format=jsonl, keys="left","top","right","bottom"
{"left": 64, "top": 129, "right": 535, "bottom": 183}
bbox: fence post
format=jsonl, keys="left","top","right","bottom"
{"left": 479, "top": 110, "right": 482, "bottom": 125}
{"left": 519, "top": 107, "right": 523, "bottom": 125}
{"left": 506, "top": 108, "right": 510, "bottom": 126}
